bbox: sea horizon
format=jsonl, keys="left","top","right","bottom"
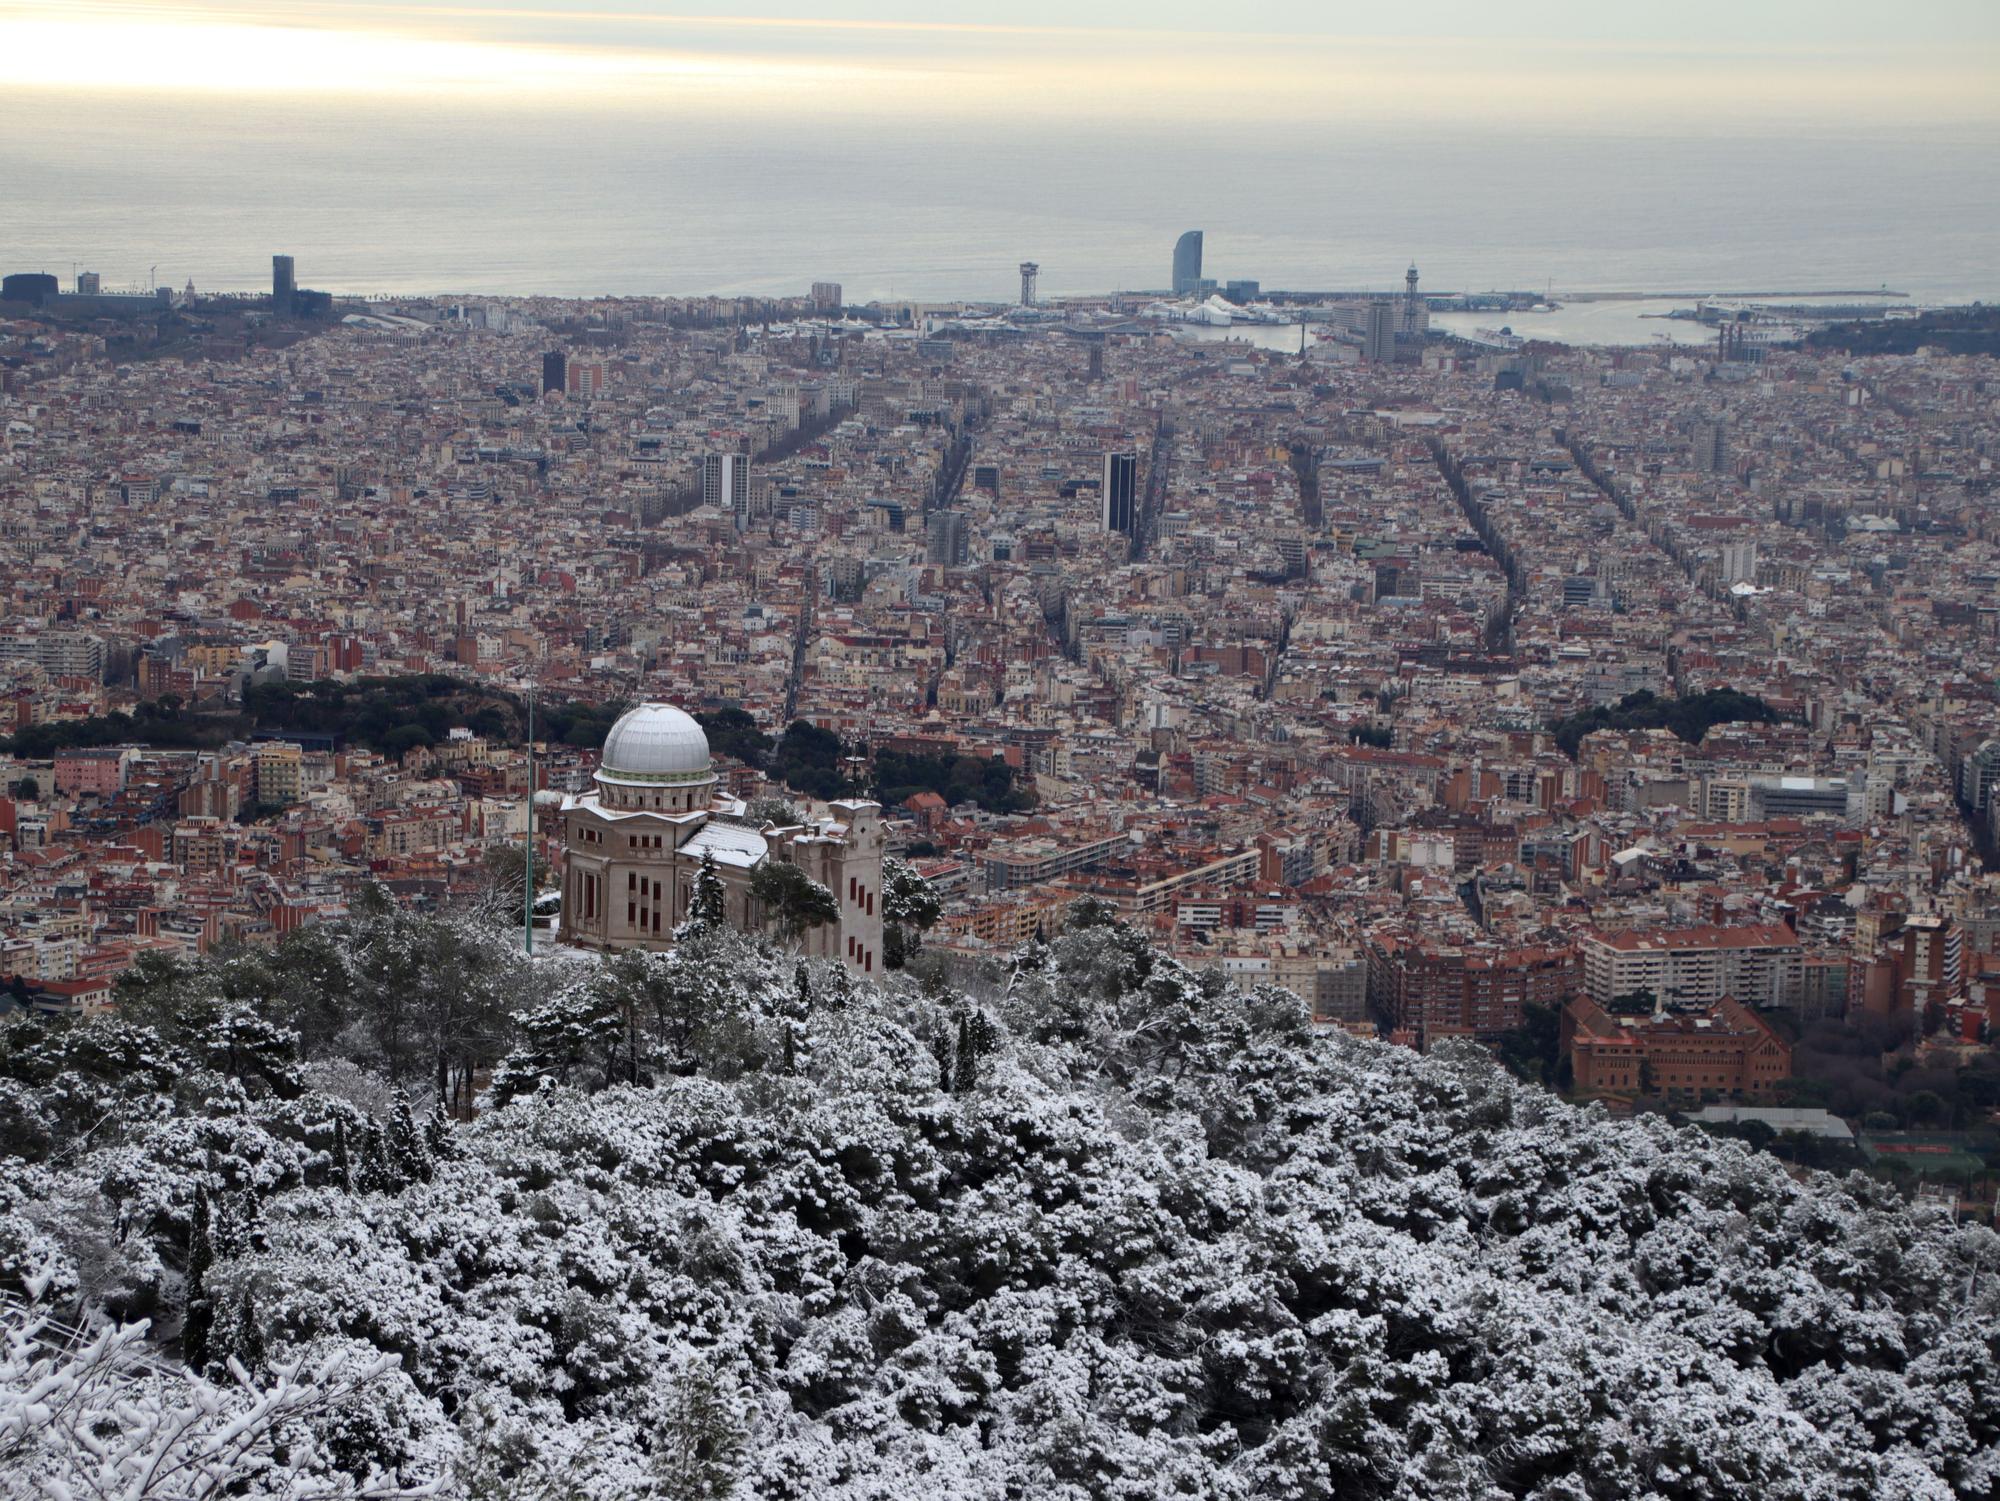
{"left": 4, "top": 87, "right": 1996, "bottom": 311}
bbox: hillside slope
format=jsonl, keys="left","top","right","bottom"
{"left": 2, "top": 909, "right": 1996, "bottom": 1499}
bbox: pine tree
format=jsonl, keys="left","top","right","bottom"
{"left": 751, "top": 860, "right": 838, "bottom": 942}
{"left": 689, "top": 849, "right": 726, "bottom": 931}
{"left": 794, "top": 961, "right": 813, "bottom": 1015}
{"left": 782, "top": 1022, "right": 797, "bottom": 1076}
{"left": 331, "top": 1114, "right": 352, "bottom": 1191}
{"left": 881, "top": 857, "right": 942, "bottom": 969}
{"left": 182, "top": 1185, "right": 214, "bottom": 1372}
{"left": 426, "top": 1097, "right": 457, "bottom": 1160}
{"left": 388, "top": 1092, "right": 434, "bottom": 1184}
{"left": 654, "top": 1357, "right": 751, "bottom": 1501}
{"left": 493, "top": 970, "right": 631, "bottom": 1100}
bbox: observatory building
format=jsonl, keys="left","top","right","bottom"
{"left": 558, "top": 702, "right": 885, "bottom": 974}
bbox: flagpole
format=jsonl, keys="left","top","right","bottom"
{"left": 524, "top": 682, "right": 535, "bottom": 956}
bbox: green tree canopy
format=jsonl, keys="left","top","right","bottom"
{"left": 1551, "top": 688, "right": 1788, "bottom": 759}
{"left": 750, "top": 860, "right": 839, "bottom": 942}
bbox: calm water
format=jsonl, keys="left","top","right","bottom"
{"left": 3, "top": 90, "right": 1997, "bottom": 318}
{"left": 1177, "top": 314, "right": 1695, "bottom": 353}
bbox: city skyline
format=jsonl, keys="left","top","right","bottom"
{"left": 5, "top": 8, "right": 2000, "bottom": 1495}
{"left": 4, "top": 3, "right": 1996, "bottom": 305}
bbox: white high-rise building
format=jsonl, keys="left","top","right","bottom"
{"left": 1581, "top": 925, "right": 1803, "bottom": 1012}
{"left": 703, "top": 452, "right": 751, "bottom": 528}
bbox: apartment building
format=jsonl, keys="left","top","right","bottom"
{"left": 1580, "top": 923, "right": 1802, "bottom": 1011}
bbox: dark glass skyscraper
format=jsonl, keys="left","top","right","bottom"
{"left": 272, "top": 254, "right": 295, "bottom": 312}
{"left": 1364, "top": 301, "right": 1397, "bottom": 363}
{"left": 926, "top": 509, "right": 969, "bottom": 566}
{"left": 1102, "top": 451, "right": 1138, "bottom": 535}
{"left": 1172, "top": 231, "right": 1203, "bottom": 295}
{"left": 542, "top": 350, "right": 567, "bottom": 396}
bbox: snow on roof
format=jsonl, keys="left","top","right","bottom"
{"left": 1692, "top": 1105, "right": 1855, "bottom": 1142}
{"left": 683, "top": 821, "right": 769, "bottom": 870}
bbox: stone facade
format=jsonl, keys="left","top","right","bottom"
{"left": 557, "top": 702, "right": 885, "bottom": 974}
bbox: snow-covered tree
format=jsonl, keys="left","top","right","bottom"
{"left": 0, "top": 1297, "right": 439, "bottom": 1498}
{"left": 687, "top": 852, "right": 727, "bottom": 935}
{"left": 881, "top": 857, "right": 942, "bottom": 969}
{"left": 8, "top": 909, "right": 2000, "bottom": 1500}
{"left": 748, "top": 861, "right": 839, "bottom": 944}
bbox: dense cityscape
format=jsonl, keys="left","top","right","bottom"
{"left": 10, "top": 221, "right": 2000, "bottom": 1496}
{"left": 5, "top": 244, "right": 1999, "bottom": 1170}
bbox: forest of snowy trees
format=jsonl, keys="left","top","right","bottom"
{"left": 3, "top": 892, "right": 2000, "bottom": 1499}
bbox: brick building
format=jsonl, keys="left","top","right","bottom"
{"left": 1564, "top": 994, "right": 1792, "bottom": 1101}
{"left": 1367, "top": 932, "right": 1577, "bottom": 1043}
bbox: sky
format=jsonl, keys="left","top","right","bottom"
{"left": 1, "top": 1, "right": 1995, "bottom": 126}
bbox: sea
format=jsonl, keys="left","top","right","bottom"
{"left": 3, "top": 89, "right": 1997, "bottom": 346}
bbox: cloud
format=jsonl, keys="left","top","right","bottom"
{"left": 0, "top": 8, "right": 881, "bottom": 96}
{"left": 1, "top": 0, "right": 1994, "bottom": 125}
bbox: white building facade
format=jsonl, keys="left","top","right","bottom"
{"left": 558, "top": 702, "right": 886, "bottom": 974}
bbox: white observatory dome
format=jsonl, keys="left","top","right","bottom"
{"left": 596, "top": 702, "right": 712, "bottom": 783}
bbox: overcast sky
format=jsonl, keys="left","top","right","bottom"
{"left": 19, "top": 1, "right": 1997, "bottom": 44}
{"left": 2, "top": 1, "right": 1994, "bottom": 124}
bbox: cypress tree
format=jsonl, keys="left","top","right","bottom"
{"left": 234, "top": 1283, "right": 266, "bottom": 1375}
{"left": 183, "top": 1185, "right": 214, "bottom": 1371}
{"left": 332, "top": 1114, "right": 352, "bottom": 1191}
{"left": 932, "top": 1029, "right": 954, "bottom": 1093}
{"left": 954, "top": 1012, "right": 977, "bottom": 1093}
{"left": 426, "top": 1097, "right": 456, "bottom": 1160}
{"left": 822, "top": 962, "right": 853, "bottom": 1011}
{"left": 359, "top": 1119, "right": 392, "bottom": 1193}
{"left": 389, "top": 1092, "right": 433, "bottom": 1183}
